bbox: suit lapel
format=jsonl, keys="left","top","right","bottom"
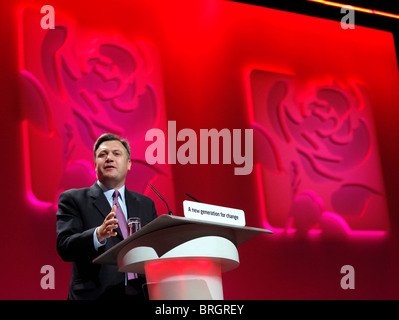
{"left": 125, "top": 189, "right": 139, "bottom": 220}
{"left": 89, "top": 183, "right": 110, "bottom": 218}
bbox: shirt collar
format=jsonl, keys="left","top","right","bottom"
{"left": 96, "top": 180, "right": 126, "bottom": 203}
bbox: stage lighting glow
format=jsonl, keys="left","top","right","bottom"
{"left": 309, "top": 0, "right": 399, "bottom": 19}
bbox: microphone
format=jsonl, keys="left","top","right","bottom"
{"left": 148, "top": 184, "right": 173, "bottom": 216}
{"left": 185, "top": 193, "right": 201, "bottom": 203}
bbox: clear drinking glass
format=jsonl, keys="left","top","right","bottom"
{"left": 127, "top": 217, "right": 141, "bottom": 236}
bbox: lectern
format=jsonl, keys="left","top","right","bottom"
{"left": 93, "top": 214, "right": 272, "bottom": 300}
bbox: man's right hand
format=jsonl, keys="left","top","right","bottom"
{"left": 96, "top": 205, "right": 119, "bottom": 243}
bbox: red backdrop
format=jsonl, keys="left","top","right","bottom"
{"left": 1, "top": 0, "right": 399, "bottom": 299}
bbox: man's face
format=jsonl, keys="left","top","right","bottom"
{"left": 95, "top": 140, "right": 131, "bottom": 188}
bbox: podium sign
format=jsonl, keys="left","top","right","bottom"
{"left": 183, "top": 200, "right": 246, "bottom": 227}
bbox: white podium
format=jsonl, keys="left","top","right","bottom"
{"left": 93, "top": 214, "right": 272, "bottom": 300}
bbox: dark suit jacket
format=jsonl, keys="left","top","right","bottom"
{"left": 56, "top": 182, "right": 157, "bottom": 300}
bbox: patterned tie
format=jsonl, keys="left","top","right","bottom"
{"left": 112, "top": 190, "right": 138, "bottom": 280}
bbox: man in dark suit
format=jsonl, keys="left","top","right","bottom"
{"left": 56, "top": 133, "right": 158, "bottom": 300}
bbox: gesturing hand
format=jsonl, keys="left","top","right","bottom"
{"left": 96, "top": 205, "right": 119, "bottom": 243}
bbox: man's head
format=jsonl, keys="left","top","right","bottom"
{"left": 94, "top": 133, "right": 131, "bottom": 189}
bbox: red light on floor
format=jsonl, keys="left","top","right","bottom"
{"left": 145, "top": 259, "right": 221, "bottom": 283}
{"left": 144, "top": 259, "right": 223, "bottom": 299}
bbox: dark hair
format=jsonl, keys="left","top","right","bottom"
{"left": 93, "top": 133, "right": 131, "bottom": 160}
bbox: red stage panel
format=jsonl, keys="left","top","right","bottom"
{"left": 0, "top": 0, "right": 397, "bottom": 300}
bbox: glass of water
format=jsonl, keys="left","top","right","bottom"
{"left": 127, "top": 217, "right": 141, "bottom": 236}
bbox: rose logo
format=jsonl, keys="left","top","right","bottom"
{"left": 19, "top": 9, "right": 168, "bottom": 210}
{"left": 251, "top": 71, "right": 388, "bottom": 238}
